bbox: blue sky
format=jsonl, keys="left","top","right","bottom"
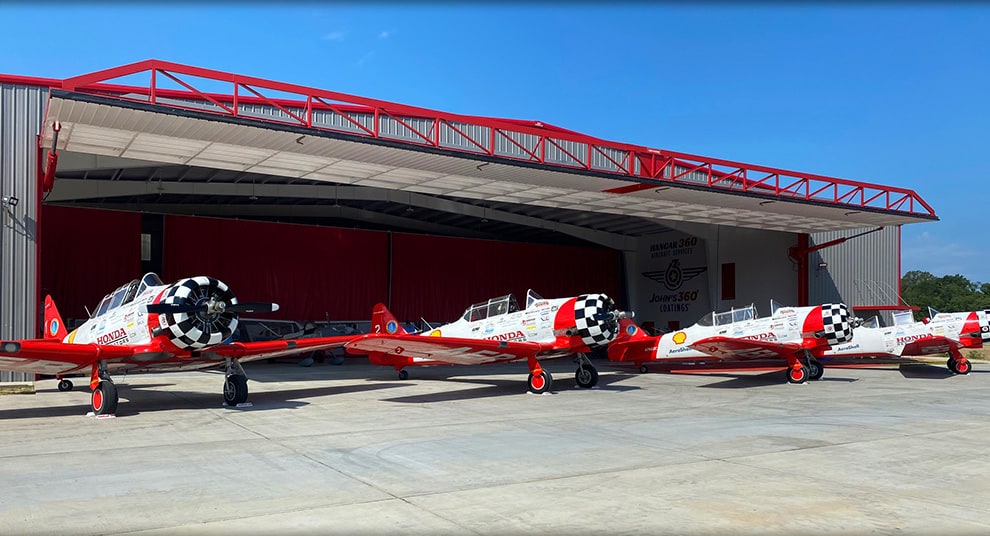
{"left": 2, "top": 4, "right": 987, "bottom": 281}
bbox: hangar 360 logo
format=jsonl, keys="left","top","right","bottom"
{"left": 642, "top": 259, "right": 707, "bottom": 291}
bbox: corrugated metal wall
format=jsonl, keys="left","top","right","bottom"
{"left": 0, "top": 83, "right": 47, "bottom": 382}
{"left": 808, "top": 226, "right": 901, "bottom": 324}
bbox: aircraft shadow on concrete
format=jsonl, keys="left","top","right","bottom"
{"left": 380, "top": 372, "right": 640, "bottom": 404}
{"left": 897, "top": 364, "right": 960, "bottom": 379}
{"left": 0, "top": 382, "right": 408, "bottom": 419}
{"left": 693, "top": 370, "right": 859, "bottom": 389}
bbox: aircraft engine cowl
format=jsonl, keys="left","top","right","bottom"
{"left": 573, "top": 293, "right": 621, "bottom": 348}
{"left": 157, "top": 276, "right": 239, "bottom": 350}
{"left": 803, "top": 303, "right": 854, "bottom": 346}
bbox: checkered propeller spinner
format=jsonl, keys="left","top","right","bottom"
{"left": 813, "top": 303, "right": 854, "bottom": 346}
{"left": 573, "top": 293, "right": 621, "bottom": 348}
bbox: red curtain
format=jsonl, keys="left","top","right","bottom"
{"left": 40, "top": 206, "right": 142, "bottom": 323}
{"left": 390, "top": 233, "right": 621, "bottom": 322}
{"left": 162, "top": 216, "right": 388, "bottom": 322}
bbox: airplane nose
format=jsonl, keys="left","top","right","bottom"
{"left": 574, "top": 293, "right": 620, "bottom": 348}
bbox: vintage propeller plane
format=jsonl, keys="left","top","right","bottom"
{"left": 344, "top": 290, "right": 632, "bottom": 394}
{"left": 608, "top": 300, "right": 856, "bottom": 383}
{"left": 0, "top": 273, "right": 357, "bottom": 415}
{"left": 823, "top": 308, "right": 985, "bottom": 374}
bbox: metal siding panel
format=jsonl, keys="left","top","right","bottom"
{"left": 1, "top": 83, "right": 46, "bottom": 383}
{"left": 808, "top": 226, "right": 900, "bottom": 324}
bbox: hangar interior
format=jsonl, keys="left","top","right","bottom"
{"left": 0, "top": 60, "right": 937, "bottom": 381}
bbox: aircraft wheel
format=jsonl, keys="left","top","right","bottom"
{"left": 92, "top": 381, "right": 119, "bottom": 415}
{"left": 639, "top": 365, "right": 649, "bottom": 374}
{"left": 223, "top": 375, "right": 249, "bottom": 406}
{"left": 787, "top": 366, "right": 808, "bottom": 384}
{"left": 955, "top": 359, "right": 972, "bottom": 375}
{"left": 57, "top": 379, "right": 73, "bottom": 392}
{"left": 575, "top": 365, "right": 599, "bottom": 388}
{"left": 528, "top": 370, "right": 553, "bottom": 394}
{"left": 807, "top": 360, "right": 824, "bottom": 381}
{"left": 398, "top": 369, "right": 409, "bottom": 380}
{"left": 947, "top": 358, "right": 958, "bottom": 374}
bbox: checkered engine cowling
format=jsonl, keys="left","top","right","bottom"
{"left": 157, "top": 276, "right": 239, "bottom": 350}
{"left": 820, "top": 303, "right": 853, "bottom": 345}
{"left": 573, "top": 293, "right": 619, "bottom": 348}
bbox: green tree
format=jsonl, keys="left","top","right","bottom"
{"left": 901, "top": 271, "right": 990, "bottom": 320}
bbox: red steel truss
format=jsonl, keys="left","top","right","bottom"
{"left": 2, "top": 59, "right": 935, "bottom": 218}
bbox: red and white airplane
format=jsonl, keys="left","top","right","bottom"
{"left": 344, "top": 290, "right": 631, "bottom": 393}
{"left": 823, "top": 308, "right": 985, "bottom": 374}
{"left": 0, "top": 273, "right": 356, "bottom": 415}
{"left": 608, "top": 301, "right": 855, "bottom": 383}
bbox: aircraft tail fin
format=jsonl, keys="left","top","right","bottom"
{"left": 43, "top": 295, "right": 69, "bottom": 340}
{"left": 371, "top": 303, "right": 410, "bottom": 335}
{"left": 607, "top": 317, "right": 657, "bottom": 362}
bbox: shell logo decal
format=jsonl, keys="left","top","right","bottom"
{"left": 672, "top": 331, "right": 687, "bottom": 345}
{"left": 429, "top": 329, "right": 442, "bottom": 337}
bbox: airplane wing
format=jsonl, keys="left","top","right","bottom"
{"left": 206, "top": 335, "right": 356, "bottom": 363}
{"left": 345, "top": 333, "right": 551, "bottom": 365}
{"left": 900, "top": 335, "right": 963, "bottom": 356}
{"left": 0, "top": 340, "right": 140, "bottom": 375}
{"left": 0, "top": 335, "right": 356, "bottom": 375}
{"left": 687, "top": 337, "right": 810, "bottom": 361}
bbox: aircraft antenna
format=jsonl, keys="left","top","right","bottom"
{"left": 421, "top": 317, "right": 435, "bottom": 330}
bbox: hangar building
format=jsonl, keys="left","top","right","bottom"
{"left": 0, "top": 60, "right": 937, "bottom": 383}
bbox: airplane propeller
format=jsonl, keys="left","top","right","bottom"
{"left": 146, "top": 300, "right": 280, "bottom": 315}
{"left": 592, "top": 310, "right": 635, "bottom": 322}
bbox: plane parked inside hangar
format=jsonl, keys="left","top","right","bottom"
{"left": 344, "top": 290, "right": 632, "bottom": 393}
{"left": 823, "top": 308, "right": 985, "bottom": 374}
{"left": 607, "top": 300, "right": 856, "bottom": 383}
{"left": 0, "top": 273, "right": 356, "bottom": 415}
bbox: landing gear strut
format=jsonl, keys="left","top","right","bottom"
{"left": 223, "top": 358, "right": 250, "bottom": 406}
{"left": 90, "top": 361, "right": 118, "bottom": 415}
{"left": 574, "top": 354, "right": 599, "bottom": 389}
{"left": 805, "top": 357, "right": 824, "bottom": 381}
{"left": 527, "top": 356, "right": 553, "bottom": 394}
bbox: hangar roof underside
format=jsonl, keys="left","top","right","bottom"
{"left": 29, "top": 60, "right": 935, "bottom": 249}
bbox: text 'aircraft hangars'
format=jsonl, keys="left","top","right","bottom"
{"left": 824, "top": 307, "right": 985, "bottom": 374}
{"left": 608, "top": 300, "right": 856, "bottom": 383}
{"left": 344, "top": 290, "right": 632, "bottom": 393}
{"left": 0, "top": 273, "right": 356, "bottom": 415}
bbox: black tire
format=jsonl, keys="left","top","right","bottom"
{"left": 807, "top": 360, "right": 824, "bottom": 381}
{"left": 92, "top": 381, "right": 119, "bottom": 415}
{"left": 947, "top": 358, "right": 958, "bottom": 374}
{"left": 955, "top": 359, "right": 972, "bottom": 375}
{"left": 787, "top": 366, "right": 808, "bottom": 384}
{"left": 638, "top": 364, "right": 649, "bottom": 374}
{"left": 575, "top": 365, "right": 599, "bottom": 388}
{"left": 223, "top": 374, "right": 249, "bottom": 405}
{"left": 57, "top": 379, "right": 73, "bottom": 392}
{"left": 528, "top": 370, "right": 553, "bottom": 394}
{"left": 398, "top": 369, "right": 409, "bottom": 380}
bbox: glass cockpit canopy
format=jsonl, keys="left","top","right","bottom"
{"left": 91, "top": 272, "right": 164, "bottom": 318}
{"left": 695, "top": 304, "right": 758, "bottom": 327}
{"left": 461, "top": 293, "right": 521, "bottom": 322}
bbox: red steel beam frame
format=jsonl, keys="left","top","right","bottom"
{"left": 0, "top": 59, "right": 936, "bottom": 219}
